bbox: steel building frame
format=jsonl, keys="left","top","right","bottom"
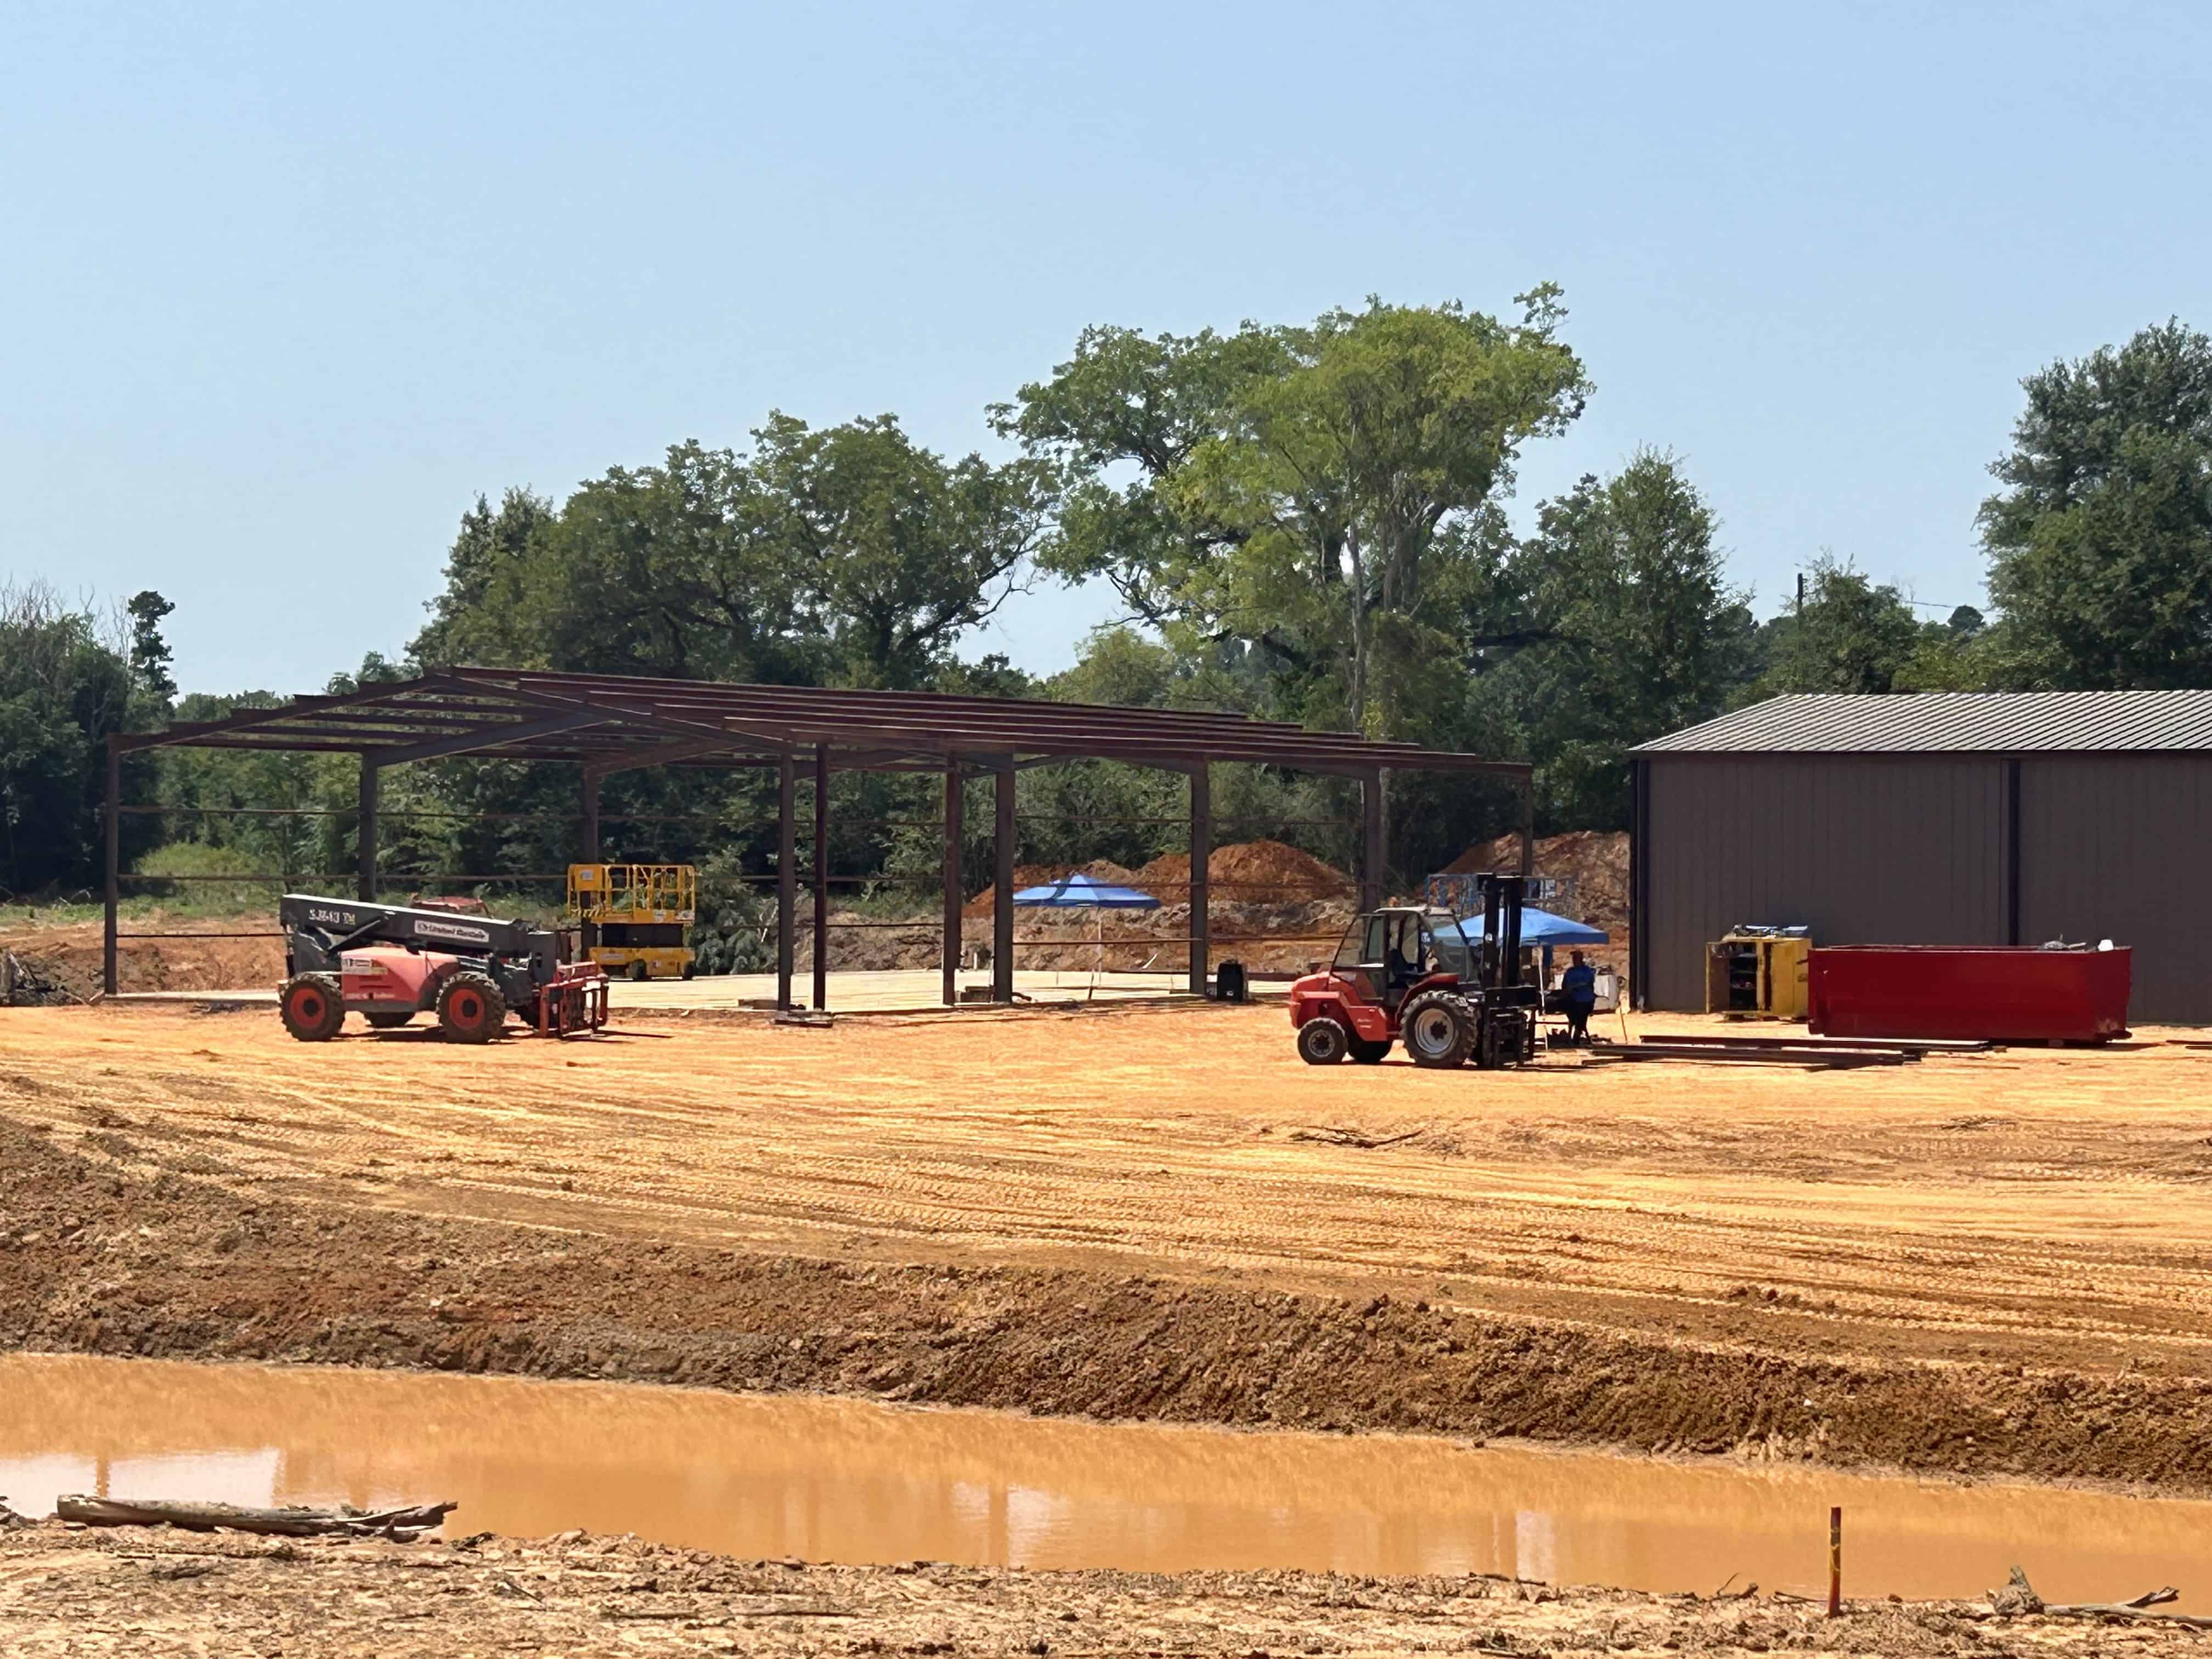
{"left": 104, "top": 667, "right": 1533, "bottom": 1008}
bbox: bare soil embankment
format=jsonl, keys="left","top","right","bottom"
{"left": 7, "top": 1520, "right": 2164, "bottom": 1659}
{"left": 7, "top": 1005, "right": 2212, "bottom": 1492}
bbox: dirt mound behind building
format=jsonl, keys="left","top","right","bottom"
{"left": 1448, "top": 830, "right": 1628, "bottom": 934}
{"left": 1133, "top": 838, "right": 1355, "bottom": 903}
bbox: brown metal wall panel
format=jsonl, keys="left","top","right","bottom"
{"left": 2019, "top": 758, "right": 2212, "bottom": 1025}
{"left": 1645, "top": 757, "right": 2007, "bottom": 1010}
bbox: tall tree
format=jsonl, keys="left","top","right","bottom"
{"left": 126, "top": 590, "right": 177, "bottom": 704}
{"left": 1473, "top": 454, "right": 1754, "bottom": 827}
{"left": 1000, "top": 292, "right": 1589, "bottom": 738}
{"left": 0, "top": 582, "right": 157, "bottom": 892}
{"left": 751, "top": 413, "right": 1055, "bottom": 689}
{"left": 1755, "top": 556, "right": 1929, "bottom": 695}
{"left": 1980, "top": 319, "right": 2212, "bottom": 689}
{"left": 411, "top": 422, "right": 1053, "bottom": 691}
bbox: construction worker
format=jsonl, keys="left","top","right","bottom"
{"left": 1561, "top": 950, "right": 1597, "bottom": 1043}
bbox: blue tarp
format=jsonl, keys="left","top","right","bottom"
{"left": 1448, "top": 905, "right": 1608, "bottom": 946}
{"left": 1010, "top": 872, "right": 1161, "bottom": 909}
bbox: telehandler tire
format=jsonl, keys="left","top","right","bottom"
{"left": 437, "top": 972, "right": 506, "bottom": 1043}
{"left": 1401, "top": 990, "right": 1475, "bottom": 1069}
{"left": 1296, "top": 1015, "right": 1350, "bottom": 1065}
{"left": 279, "top": 973, "right": 345, "bottom": 1042}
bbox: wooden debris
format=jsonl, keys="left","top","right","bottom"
{"left": 54, "top": 1494, "right": 455, "bottom": 1541}
{"left": 1289, "top": 1125, "right": 1426, "bottom": 1149}
{"left": 1993, "top": 1567, "right": 2212, "bottom": 1628}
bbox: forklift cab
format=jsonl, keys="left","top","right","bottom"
{"left": 1331, "top": 908, "right": 1472, "bottom": 1009}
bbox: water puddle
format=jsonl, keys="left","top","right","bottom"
{"left": 1, "top": 1353, "right": 2203, "bottom": 1607}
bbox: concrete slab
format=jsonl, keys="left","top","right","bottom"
{"left": 106, "top": 968, "right": 1282, "bottom": 1018}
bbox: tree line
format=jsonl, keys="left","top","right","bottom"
{"left": 5, "top": 303, "right": 2207, "bottom": 910}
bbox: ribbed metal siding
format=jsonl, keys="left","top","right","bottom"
{"left": 2019, "top": 758, "right": 2212, "bottom": 1025}
{"left": 1644, "top": 757, "right": 2007, "bottom": 1010}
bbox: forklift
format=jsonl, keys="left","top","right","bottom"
{"left": 1287, "top": 873, "right": 1542, "bottom": 1068}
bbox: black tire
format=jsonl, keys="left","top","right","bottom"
{"left": 1401, "top": 990, "right": 1475, "bottom": 1069}
{"left": 278, "top": 973, "right": 345, "bottom": 1042}
{"left": 1348, "top": 1037, "right": 1392, "bottom": 1064}
{"left": 1296, "top": 1016, "right": 1351, "bottom": 1065}
{"left": 363, "top": 1012, "right": 414, "bottom": 1030}
{"left": 437, "top": 972, "right": 506, "bottom": 1043}
{"left": 628, "top": 959, "right": 650, "bottom": 983}
{"left": 680, "top": 961, "right": 696, "bottom": 981}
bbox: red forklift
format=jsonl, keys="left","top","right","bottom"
{"left": 1288, "top": 873, "right": 1541, "bottom": 1069}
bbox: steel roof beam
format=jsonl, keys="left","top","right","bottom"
{"left": 368, "top": 707, "right": 616, "bottom": 768}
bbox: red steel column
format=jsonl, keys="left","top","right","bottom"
{"left": 812, "top": 741, "right": 831, "bottom": 1012}
{"left": 941, "top": 757, "right": 964, "bottom": 1007}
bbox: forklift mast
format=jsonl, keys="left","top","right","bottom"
{"left": 1475, "top": 872, "right": 1527, "bottom": 992}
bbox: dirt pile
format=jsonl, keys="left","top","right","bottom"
{"left": 943, "top": 842, "right": 1355, "bottom": 974}
{"left": 0, "top": 1522, "right": 2115, "bottom": 1659}
{"left": 1133, "top": 838, "right": 1355, "bottom": 902}
{"left": 1447, "top": 830, "right": 1628, "bottom": 932}
{"left": 0, "top": 914, "right": 283, "bottom": 996}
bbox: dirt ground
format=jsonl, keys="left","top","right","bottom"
{"left": 0, "top": 1519, "right": 2192, "bottom": 1658}
{"left": 7, "top": 1003, "right": 2212, "bottom": 1495}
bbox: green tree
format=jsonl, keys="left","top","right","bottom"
{"left": 1470, "top": 454, "right": 1754, "bottom": 828}
{"left": 1980, "top": 319, "right": 2212, "bottom": 689}
{"left": 413, "top": 421, "right": 1053, "bottom": 691}
{"left": 126, "top": 590, "right": 177, "bottom": 704}
{"left": 0, "top": 582, "right": 159, "bottom": 893}
{"left": 1755, "top": 557, "right": 1929, "bottom": 695}
{"left": 1000, "top": 292, "right": 1589, "bottom": 740}
{"left": 751, "top": 413, "right": 1056, "bottom": 689}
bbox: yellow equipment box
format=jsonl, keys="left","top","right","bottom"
{"left": 1705, "top": 929, "right": 1811, "bottom": 1020}
{"left": 567, "top": 864, "right": 698, "bottom": 981}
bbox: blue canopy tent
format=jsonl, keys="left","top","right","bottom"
{"left": 1012, "top": 872, "right": 1163, "bottom": 998}
{"left": 1011, "top": 873, "right": 1163, "bottom": 910}
{"left": 1447, "top": 907, "right": 1610, "bottom": 1007}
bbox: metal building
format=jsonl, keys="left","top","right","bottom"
{"left": 1628, "top": 691, "right": 2212, "bottom": 1025}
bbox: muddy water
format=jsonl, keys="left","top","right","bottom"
{"left": 2, "top": 1353, "right": 2203, "bottom": 1607}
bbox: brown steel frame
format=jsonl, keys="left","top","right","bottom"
{"left": 103, "top": 667, "right": 1534, "bottom": 1007}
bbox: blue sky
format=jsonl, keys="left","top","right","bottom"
{"left": 3, "top": 2, "right": 2205, "bottom": 695}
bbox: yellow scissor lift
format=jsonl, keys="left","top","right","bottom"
{"left": 567, "top": 863, "right": 698, "bottom": 981}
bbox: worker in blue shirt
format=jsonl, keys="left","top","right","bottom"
{"left": 1561, "top": 950, "right": 1598, "bottom": 1043}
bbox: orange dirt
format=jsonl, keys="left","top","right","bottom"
{"left": 1449, "top": 830, "right": 1628, "bottom": 933}
{"left": 0, "top": 912, "right": 283, "bottom": 996}
{"left": 7, "top": 1003, "right": 2212, "bottom": 1492}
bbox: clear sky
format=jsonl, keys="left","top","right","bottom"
{"left": 4, "top": 2, "right": 2206, "bottom": 696}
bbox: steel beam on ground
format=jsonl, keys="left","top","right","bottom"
{"left": 812, "top": 740, "right": 830, "bottom": 1012}
{"left": 103, "top": 736, "right": 120, "bottom": 997}
{"left": 1361, "top": 771, "right": 1385, "bottom": 912}
{"left": 941, "top": 758, "right": 963, "bottom": 1008}
{"left": 1188, "top": 763, "right": 1211, "bottom": 997}
{"left": 992, "top": 755, "right": 1015, "bottom": 1003}
{"left": 776, "top": 754, "right": 796, "bottom": 1013}
{"left": 356, "top": 759, "right": 378, "bottom": 901}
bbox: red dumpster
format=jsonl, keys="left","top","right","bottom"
{"left": 1807, "top": 945, "right": 2131, "bottom": 1043}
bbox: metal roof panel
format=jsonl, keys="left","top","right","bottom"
{"left": 1632, "top": 691, "right": 2212, "bottom": 755}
